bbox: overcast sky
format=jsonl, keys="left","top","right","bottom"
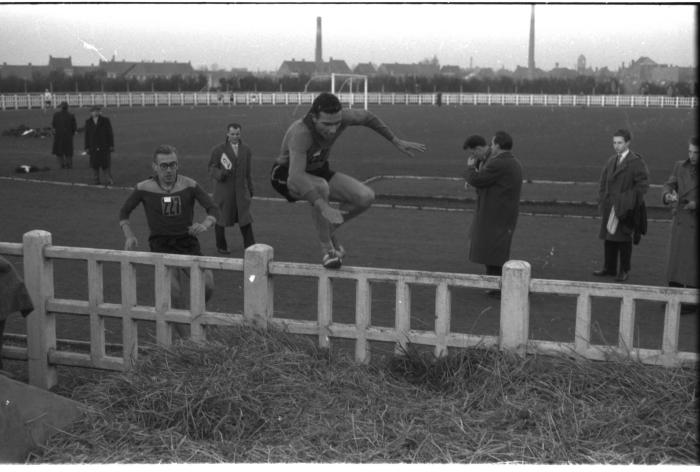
{"left": 0, "top": 3, "right": 696, "bottom": 72}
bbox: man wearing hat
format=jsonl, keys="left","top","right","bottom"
{"left": 51, "top": 101, "right": 77, "bottom": 169}
{"left": 84, "top": 105, "right": 115, "bottom": 185}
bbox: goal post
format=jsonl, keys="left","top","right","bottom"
{"left": 331, "top": 73, "right": 368, "bottom": 110}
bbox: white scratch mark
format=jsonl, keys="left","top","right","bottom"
{"left": 79, "top": 38, "right": 108, "bottom": 61}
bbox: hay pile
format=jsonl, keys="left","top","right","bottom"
{"left": 36, "top": 326, "right": 697, "bottom": 463}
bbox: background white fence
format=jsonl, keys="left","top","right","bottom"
{"left": 1, "top": 230, "right": 697, "bottom": 390}
{"left": 0, "top": 91, "right": 696, "bottom": 110}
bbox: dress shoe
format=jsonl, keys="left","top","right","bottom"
{"left": 217, "top": 248, "right": 231, "bottom": 255}
{"left": 593, "top": 269, "right": 615, "bottom": 276}
{"left": 485, "top": 289, "right": 501, "bottom": 298}
{"left": 615, "top": 271, "right": 629, "bottom": 282}
{"left": 681, "top": 304, "right": 698, "bottom": 315}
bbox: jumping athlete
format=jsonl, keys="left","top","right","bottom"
{"left": 271, "top": 92, "right": 426, "bottom": 268}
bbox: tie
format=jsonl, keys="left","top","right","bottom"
{"left": 232, "top": 144, "right": 238, "bottom": 155}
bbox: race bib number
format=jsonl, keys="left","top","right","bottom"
{"left": 220, "top": 153, "right": 233, "bottom": 170}
{"left": 161, "top": 195, "right": 182, "bottom": 217}
{"left": 308, "top": 149, "right": 326, "bottom": 165}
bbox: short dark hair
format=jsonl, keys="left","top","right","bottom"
{"left": 613, "top": 129, "right": 632, "bottom": 142}
{"left": 309, "top": 92, "right": 342, "bottom": 116}
{"left": 227, "top": 123, "right": 242, "bottom": 131}
{"left": 463, "top": 135, "right": 487, "bottom": 150}
{"left": 493, "top": 131, "right": 513, "bottom": 150}
{"left": 690, "top": 136, "right": 698, "bottom": 146}
{"left": 153, "top": 144, "right": 177, "bottom": 162}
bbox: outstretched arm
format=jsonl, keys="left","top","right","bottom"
{"left": 344, "top": 109, "right": 426, "bottom": 157}
{"left": 391, "top": 136, "right": 426, "bottom": 157}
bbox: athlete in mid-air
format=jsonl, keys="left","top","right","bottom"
{"left": 271, "top": 92, "right": 426, "bottom": 268}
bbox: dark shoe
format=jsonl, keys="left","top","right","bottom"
{"left": 681, "top": 305, "right": 698, "bottom": 315}
{"left": 615, "top": 271, "right": 629, "bottom": 282}
{"left": 486, "top": 289, "right": 501, "bottom": 298}
{"left": 593, "top": 269, "right": 615, "bottom": 276}
{"left": 217, "top": 248, "right": 231, "bottom": 255}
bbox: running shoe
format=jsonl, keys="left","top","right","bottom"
{"left": 322, "top": 249, "right": 342, "bottom": 269}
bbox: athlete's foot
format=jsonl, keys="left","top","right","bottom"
{"left": 322, "top": 249, "right": 343, "bottom": 269}
{"left": 330, "top": 234, "right": 346, "bottom": 259}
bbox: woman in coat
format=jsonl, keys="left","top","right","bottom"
{"left": 208, "top": 123, "right": 255, "bottom": 254}
{"left": 662, "top": 137, "right": 698, "bottom": 288}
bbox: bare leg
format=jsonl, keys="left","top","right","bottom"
{"left": 289, "top": 174, "right": 335, "bottom": 254}
{"left": 171, "top": 268, "right": 190, "bottom": 338}
{"left": 328, "top": 172, "right": 375, "bottom": 226}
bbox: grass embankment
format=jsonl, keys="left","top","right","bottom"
{"left": 36, "top": 326, "right": 697, "bottom": 464}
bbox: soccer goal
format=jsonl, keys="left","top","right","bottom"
{"left": 331, "top": 73, "right": 368, "bottom": 110}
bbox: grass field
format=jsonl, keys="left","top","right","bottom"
{"left": 1, "top": 104, "right": 696, "bottom": 188}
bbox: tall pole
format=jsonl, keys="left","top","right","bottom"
{"left": 528, "top": 4, "right": 535, "bottom": 80}
{"left": 315, "top": 17, "right": 323, "bottom": 76}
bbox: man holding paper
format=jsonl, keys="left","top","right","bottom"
{"left": 593, "top": 129, "right": 649, "bottom": 282}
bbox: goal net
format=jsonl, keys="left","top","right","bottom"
{"left": 331, "top": 73, "right": 368, "bottom": 110}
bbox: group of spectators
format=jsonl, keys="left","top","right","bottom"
{"left": 463, "top": 129, "right": 697, "bottom": 309}
{"left": 50, "top": 102, "right": 114, "bottom": 184}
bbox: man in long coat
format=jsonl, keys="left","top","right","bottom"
{"left": 208, "top": 123, "right": 255, "bottom": 254}
{"left": 51, "top": 101, "right": 77, "bottom": 169}
{"left": 464, "top": 131, "right": 523, "bottom": 296}
{"left": 662, "top": 136, "right": 697, "bottom": 290}
{"left": 84, "top": 105, "right": 115, "bottom": 185}
{"left": 594, "top": 129, "right": 649, "bottom": 282}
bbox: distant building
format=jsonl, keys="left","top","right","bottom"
{"left": 353, "top": 62, "right": 377, "bottom": 76}
{"left": 97, "top": 58, "right": 196, "bottom": 81}
{"left": 440, "top": 65, "right": 462, "bottom": 77}
{"left": 48, "top": 56, "right": 74, "bottom": 76}
{"left": 0, "top": 63, "right": 37, "bottom": 80}
{"left": 277, "top": 57, "right": 351, "bottom": 77}
{"left": 548, "top": 63, "right": 578, "bottom": 80}
{"left": 577, "top": 55, "right": 587, "bottom": 74}
{"left": 376, "top": 62, "right": 439, "bottom": 77}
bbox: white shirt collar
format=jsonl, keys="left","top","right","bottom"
{"left": 618, "top": 149, "right": 630, "bottom": 162}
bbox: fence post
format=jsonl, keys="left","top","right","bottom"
{"left": 244, "top": 244, "right": 273, "bottom": 328}
{"left": 23, "top": 230, "right": 57, "bottom": 389}
{"left": 499, "top": 260, "right": 531, "bottom": 356}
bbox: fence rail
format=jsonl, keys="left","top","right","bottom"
{"left": 1, "top": 230, "right": 697, "bottom": 390}
{"left": 0, "top": 91, "right": 696, "bottom": 110}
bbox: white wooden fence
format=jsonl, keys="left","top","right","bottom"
{"left": 1, "top": 230, "right": 697, "bottom": 390}
{"left": 0, "top": 91, "right": 696, "bottom": 110}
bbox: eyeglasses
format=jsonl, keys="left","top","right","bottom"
{"left": 158, "top": 162, "right": 178, "bottom": 170}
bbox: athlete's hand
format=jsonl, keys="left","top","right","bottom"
{"left": 188, "top": 222, "right": 209, "bottom": 235}
{"left": 124, "top": 236, "right": 138, "bottom": 251}
{"left": 319, "top": 203, "right": 344, "bottom": 225}
{"left": 394, "top": 139, "right": 426, "bottom": 157}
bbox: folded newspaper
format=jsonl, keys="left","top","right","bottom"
{"left": 606, "top": 206, "right": 619, "bottom": 234}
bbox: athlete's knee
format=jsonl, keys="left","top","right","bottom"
{"left": 355, "top": 186, "right": 375, "bottom": 209}
{"left": 289, "top": 176, "right": 330, "bottom": 200}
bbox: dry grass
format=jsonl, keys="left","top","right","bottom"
{"left": 34, "top": 325, "right": 698, "bottom": 464}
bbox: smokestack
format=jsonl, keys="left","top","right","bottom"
{"left": 315, "top": 17, "right": 323, "bottom": 75}
{"left": 528, "top": 4, "right": 535, "bottom": 79}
